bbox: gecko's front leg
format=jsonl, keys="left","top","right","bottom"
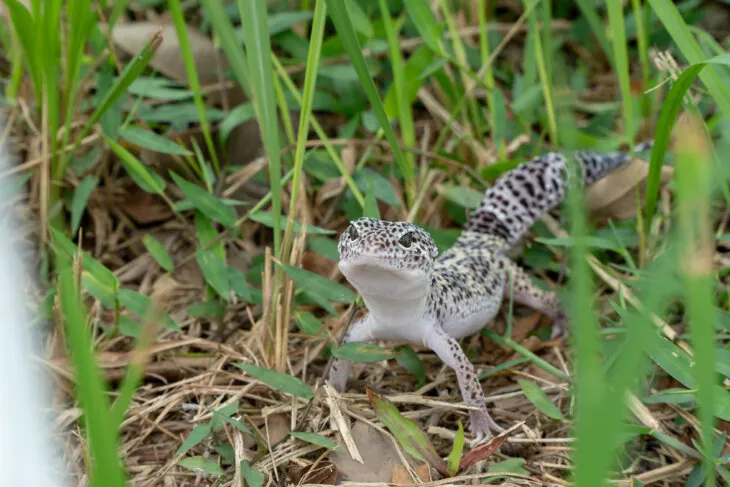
{"left": 426, "top": 327, "right": 504, "bottom": 446}
{"left": 328, "top": 316, "right": 375, "bottom": 392}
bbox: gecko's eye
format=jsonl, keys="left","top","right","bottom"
{"left": 347, "top": 226, "right": 359, "bottom": 240}
{"left": 398, "top": 232, "right": 414, "bottom": 248}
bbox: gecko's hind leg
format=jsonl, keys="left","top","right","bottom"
{"left": 502, "top": 259, "right": 568, "bottom": 339}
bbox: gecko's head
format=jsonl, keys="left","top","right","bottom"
{"left": 337, "top": 218, "right": 438, "bottom": 294}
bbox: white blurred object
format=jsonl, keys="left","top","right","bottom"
{"left": 0, "top": 115, "right": 64, "bottom": 486}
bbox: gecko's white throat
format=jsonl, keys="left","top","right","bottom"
{"left": 339, "top": 258, "right": 431, "bottom": 325}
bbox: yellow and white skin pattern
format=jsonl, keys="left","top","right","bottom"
{"left": 329, "top": 142, "right": 653, "bottom": 446}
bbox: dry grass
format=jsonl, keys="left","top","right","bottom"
{"left": 1, "top": 2, "right": 728, "bottom": 486}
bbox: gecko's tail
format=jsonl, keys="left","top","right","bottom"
{"left": 578, "top": 139, "right": 654, "bottom": 185}
{"left": 461, "top": 139, "right": 655, "bottom": 251}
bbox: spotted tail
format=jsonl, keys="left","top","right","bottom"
{"left": 463, "top": 141, "right": 653, "bottom": 250}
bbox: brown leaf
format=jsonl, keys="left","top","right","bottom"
{"left": 287, "top": 462, "right": 337, "bottom": 485}
{"left": 366, "top": 389, "right": 448, "bottom": 475}
{"left": 264, "top": 413, "right": 289, "bottom": 446}
{"left": 391, "top": 462, "right": 432, "bottom": 485}
{"left": 112, "top": 21, "right": 226, "bottom": 89}
{"left": 149, "top": 274, "right": 182, "bottom": 308}
{"left": 510, "top": 312, "right": 543, "bottom": 343}
{"left": 316, "top": 144, "right": 356, "bottom": 204}
{"left": 122, "top": 186, "right": 173, "bottom": 224}
{"left": 457, "top": 421, "right": 524, "bottom": 473}
{"left": 586, "top": 158, "right": 674, "bottom": 220}
{"left": 329, "top": 421, "right": 405, "bottom": 483}
{"left": 301, "top": 251, "right": 337, "bottom": 277}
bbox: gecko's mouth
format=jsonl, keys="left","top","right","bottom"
{"left": 340, "top": 254, "right": 429, "bottom": 278}
{"left": 342, "top": 253, "right": 406, "bottom": 269}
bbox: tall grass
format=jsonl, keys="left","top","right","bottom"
{"left": 2, "top": 2, "right": 163, "bottom": 480}
{"left": 55, "top": 247, "right": 126, "bottom": 487}
{"left": 2, "top": 1, "right": 727, "bottom": 484}
{"left": 674, "top": 115, "right": 717, "bottom": 486}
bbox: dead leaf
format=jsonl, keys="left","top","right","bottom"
{"left": 457, "top": 421, "right": 524, "bottom": 473}
{"left": 391, "top": 463, "right": 432, "bottom": 485}
{"left": 301, "top": 251, "right": 336, "bottom": 277}
{"left": 366, "top": 389, "right": 448, "bottom": 475}
{"left": 329, "top": 421, "right": 405, "bottom": 483}
{"left": 265, "top": 413, "right": 289, "bottom": 446}
{"left": 149, "top": 274, "right": 181, "bottom": 308}
{"left": 509, "top": 312, "right": 543, "bottom": 343}
{"left": 316, "top": 144, "right": 356, "bottom": 205}
{"left": 112, "top": 21, "right": 231, "bottom": 93}
{"left": 586, "top": 158, "right": 674, "bottom": 220}
{"left": 287, "top": 462, "right": 337, "bottom": 485}
{"left": 223, "top": 156, "right": 269, "bottom": 198}
{"left": 172, "top": 257, "right": 205, "bottom": 289}
{"left": 122, "top": 186, "right": 173, "bottom": 224}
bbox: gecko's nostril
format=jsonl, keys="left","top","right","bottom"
{"left": 348, "top": 226, "right": 359, "bottom": 240}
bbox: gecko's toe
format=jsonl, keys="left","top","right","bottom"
{"left": 469, "top": 410, "right": 503, "bottom": 448}
{"left": 470, "top": 432, "right": 488, "bottom": 448}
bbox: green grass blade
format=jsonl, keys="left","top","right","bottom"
{"left": 325, "top": 0, "right": 414, "bottom": 201}
{"left": 560, "top": 116, "right": 606, "bottom": 487}
{"left": 367, "top": 389, "right": 447, "bottom": 474}
{"left": 606, "top": 0, "right": 635, "bottom": 146}
{"left": 518, "top": 380, "right": 564, "bottom": 420}
{"left": 477, "top": 0, "right": 499, "bottom": 149}
{"left": 238, "top": 0, "right": 283, "bottom": 257}
{"left": 235, "top": 363, "right": 314, "bottom": 399}
{"left": 201, "top": 0, "right": 252, "bottom": 98}
{"left": 644, "top": 54, "right": 730, "bottom": 227}
{"left": 438, "top": 0, "right": 482, "bottom": 141}
{"left": 119, "top": 126, "right": 193, "bottom": 156}
{"left": 525, "top": 0, "right": 557, "bottom": 145}
{"left": 41, "top": 0, "right": 61, "bottom": 153}
{"left": 70, "top": 175, "right": 99, "bottom": 234}
{"left": 62, "top": 0, "right": 95, "bottom": 141}
{"left": 4, "top": 0, "right": 42, "bottom": 102}
{"left": 109, "top": 316, "right": 157, "bottom": 427}
{"left": 142, "top": 234, "right": 174, "bottom": 273}
{"left": 647, "top": 0, "right": 730, "bottom": 120}
{"left": 574, "top": 0, "right": 613, "bottom": 66}
{"left": 56, "top": 251, "right": 125, "bottom": 487}
{"left": 630, "top": 0, "right": 651, "bottom": 110}
{"left": 674, "top": 118, "right": 717, "bottom": 485}
{"left": 105, "top": 136, "right": 167, "bottom": 196}
{"left": 167, "top": 0, "right": 220, "bottom": 175}
{"left": 58, "top": 29, "right": 162, "bottom": 179}
{"left": 446, "top": 421, "right": 464, "bottom": 477}
{"left": 271, "top": 57, "right": 364, "bottom": 206}
{"left": 481, "top": 329, "right": 568, "bottom": 381}
{"left": 379, "top": 0, "right": 415, "bottom": 173}
{"left": 402, "top": 0, "right": 444, "bottom": 53}
{"left": 280, "top": 0, "right": 326, "bottom": 262}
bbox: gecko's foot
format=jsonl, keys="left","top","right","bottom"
{"left": 550, "top": 313, "right": 569, "bottom": 340}
{"left": 469, "top": 409, "right": 504, "bottom": 448}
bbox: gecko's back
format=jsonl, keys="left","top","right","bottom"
{"left": 428, "top": 146, "right": 648, "bottom": 328}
